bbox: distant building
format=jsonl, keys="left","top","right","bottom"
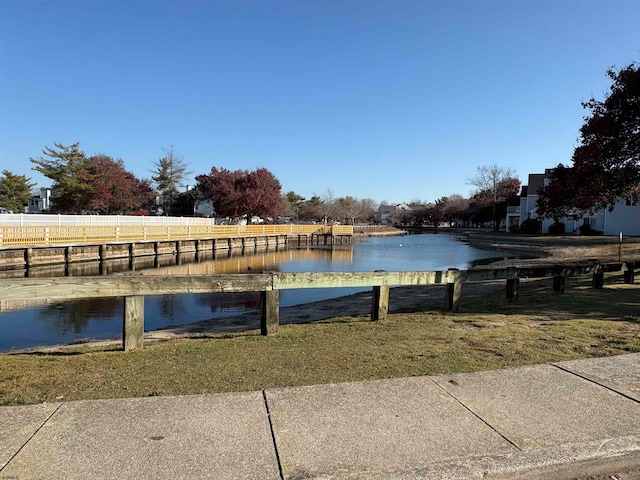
{"left": 28, "top": 188, "right": 52, "bottom": 214}
{"left": 510, "top": 169, "right": 640, "bottom": 235}
{"left": 376, "top": 203, "right": 412, "bottom": 225}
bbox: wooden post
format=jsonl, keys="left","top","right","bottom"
{"left": 65, "top": 246, "right": 73, "bottom": 265}
{"left": 624, "top": 262, "right": 635, "bottom": 284}
{"left": 445, "top": 268, "right": 462, "bottom": 312}
{"left": 553, "top": 275, "right": 565, "bottom": 294}
{"left": 446, "top": 281, "right": 462, "bottom": 311}
{"left": 99, "top": 244, "right": 107, "bottom": 261}
{"left": 260, "top": 290, "right": 280, "bottom": 335}
{"left": 129, "top": 243, "right": 135, "bottom": 270}
{"left": 506, "top": 278, "right": 519, "bottom": 301}
{"left": 592, "top": 266, "right": 604, "bottom": 289}
{"left": 24, "top": 248, "right": 33, "bottom": 268}
{"left": 123, "top": 296, "right": 144, "bottom": 351}
{"left": 371, "top": 285, "right": 390, "bottom": 321}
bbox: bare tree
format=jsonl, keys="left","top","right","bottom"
{"left": 319, "top": 189, "right": 337, "bottom": 224}
{"left": 467, "top": 164, "right": 517, "bottom": 230}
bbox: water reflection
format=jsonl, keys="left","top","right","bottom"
{"left": 1, "top": 234, "right": 509, "bottom": 351}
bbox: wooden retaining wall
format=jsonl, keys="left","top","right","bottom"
{"left": 0, "top": 236, "right": 291, "bottom": 270}
{"left": 1, "top": 261, "right": 637, "bottom": 352}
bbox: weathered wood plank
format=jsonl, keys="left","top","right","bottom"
{"left": 260, "top": 290, "right": 280, "bottom": 335}
{"left": 123, "top": 296, "right": 144, "bottom": 351}
{"left": 371, "top": 285, "right": 390, "bottom": 322}
{"left": 0, "top": 274, "right": 273, "bottom": 302}
{"left": 272, "top": 271, "right": 463, "bottom": 289}
{"left": 506, "top": 278, "right": 519, "bottom": 301}
{"left": 446, "top": 281, "right": 462, "bottom": 311}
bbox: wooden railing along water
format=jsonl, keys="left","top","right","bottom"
{"left": 1, "top": 261, "right": 636, "bottom": 352}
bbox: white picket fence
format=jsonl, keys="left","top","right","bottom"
{"left": 0, "top": 214, "right": 215, "bottom": 227}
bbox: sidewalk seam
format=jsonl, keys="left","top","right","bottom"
{"left": 552, "top": 364, "right": 640, "bottom": 404}
{"left": 262, "top": 390, "right": 285, "bottom": 480}
{"left": 0, "top": 402, "right": 63, "bottom": 473}
{"left": 429, "top": 378, "right": 522, "bottom": 452}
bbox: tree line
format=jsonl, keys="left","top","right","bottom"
{"left": 0, "top": 139, "right": 519, "bottom": 227}
{"left": 2, "top": 59, "right": 636, "bottom": 226}
{"left": 0, "top": 141, "right": 519, "bottom": 227}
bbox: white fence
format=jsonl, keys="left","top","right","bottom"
{"left": 0, "top": 214, "right": 215, "bottom": 227}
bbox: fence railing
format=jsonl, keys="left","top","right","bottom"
{"left": 0, "top": 213, "right": 216, "bottom": 227}
{"left": 0, "top": 224, "right": 353, "bottom": 247}
{"left": 1, "top": 261, "right": 635, "bottom": 351}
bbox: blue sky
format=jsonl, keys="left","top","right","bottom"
{"left": 1, "top": 1, "right": 638, "bottom": 205}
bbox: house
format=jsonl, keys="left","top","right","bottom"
{"left": 509, "top": 169, "right": 640, "bottom": 235}
{"left": 505, "top": 205, "right": 521, "bottom": 232}
{"left": 27, "top": 188, "right": 52, "bottom": 214}
{"left": 376, "top": 203, "right": 412, "bottom": 225}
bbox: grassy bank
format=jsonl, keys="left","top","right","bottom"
{"left": 1, "top": 274, "right": 638, "bottom": 406}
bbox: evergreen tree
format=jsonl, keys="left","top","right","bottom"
{"left": 151, "top": 146, "right": 189, "bottom": 216}
{"left": 0, "top": 170, "right": 35, "bottom": 213}
{"left": 30, "top": 142, "right": 92, "bottom": 213}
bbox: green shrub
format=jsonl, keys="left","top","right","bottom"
{"left": 579, "top": 224, "right": 603, "bottom": 236}
{"left": 519, "top": 218, "right": 541, "bottom": 234}
{"left": 548, "top": 222, "right": 566, "bottom": 235}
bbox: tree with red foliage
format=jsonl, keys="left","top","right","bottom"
{"left": 538, "top": 62, "right": 640, "bottom": 218}
{"left": 468, "top": 165, "right": 520, "bottom": 229}
{"left": 196, "top": 167, "right": 283, "bottom": 218}
{"left": 85, "top": 155, "right": 155, "bottom": 214}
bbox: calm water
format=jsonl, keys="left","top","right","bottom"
{"left": 0, "top": 233, "right": 506, "bottom": 351}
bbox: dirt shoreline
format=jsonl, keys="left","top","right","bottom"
{"left": 11, "top": 238, "right": 640, "bottom": 353}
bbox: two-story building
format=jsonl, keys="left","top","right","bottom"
{"left": 508, "top": 170, "right": 640, "bottom": 235}
{"left": 27, "top": 188, "right": 52, "bottom": 214}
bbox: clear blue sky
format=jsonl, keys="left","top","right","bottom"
{"left": 1, "top": 1, "right": 638, "bottom": 205}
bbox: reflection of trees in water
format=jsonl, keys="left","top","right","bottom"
{"left": 157, "top": 294, "right": 187, "bottom": 325}
{"left": 195, "top": 292, "right": 261, "bottom": 313}
{"left": 35, "top": 298, "right": 121, "bottom": 335}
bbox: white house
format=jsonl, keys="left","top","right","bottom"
{"left": 510, "top": 169, "right": 640, "bottom": 236}
{"left": 27, "top": 188, "right": 52, "bottom": 214}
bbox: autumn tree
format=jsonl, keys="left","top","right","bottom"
{"left": 196, "top": 167, "right": 283, "bottom": 218}
{"left": 468, "top": 177, "right": 520, "bottom": 227}
{"left": 152, "top": 146, "right": 189, "bottom": 216}
{"left": 440, "top": 194, "right": 470, "bottom": 225}
{"left": 0, "top": 170, "right": 35, "bottom": 213}
{"left": 85, "top": 155, "right": 155, "bottom": 214}
{"left": 467, "top": 165, "right": 520, "bottom": 229}
{"left": 30, "top": 142, "right": 93, "bottom": 213}
{"left": 538, "top": 62, "right": 640, "bottom": 217}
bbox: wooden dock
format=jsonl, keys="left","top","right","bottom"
{"left": 0, "top": 224, "right": 353, "bottom": 269}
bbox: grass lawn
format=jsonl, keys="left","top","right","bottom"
{"left": 1, "top": 273, "right": 638, "bottom": 406}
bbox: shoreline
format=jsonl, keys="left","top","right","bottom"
{"left": 6, "top": 237, "right": 640, "bottom": 354}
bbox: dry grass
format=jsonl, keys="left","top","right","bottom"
{"left": 1, "top": 274, "right": 638, "bottom": 406}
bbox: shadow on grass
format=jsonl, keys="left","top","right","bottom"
{"left": 457, "top": 274, "right": 640, "bottom": 323}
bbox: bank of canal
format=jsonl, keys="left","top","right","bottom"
{"left": 0, "top": 233, "right": 510, "bottom": 352}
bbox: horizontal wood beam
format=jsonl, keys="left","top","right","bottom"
{"left": 0, "top": 274, "right": 272, "bottom": 302}
{"left": 0, "top": 262, "right": 628, "bottom": 303}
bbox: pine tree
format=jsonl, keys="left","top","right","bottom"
{"left": 151, "top": 146, "right": 189, "bottom": 216}
{"left": 30, "top": 142, "right": 92, "bottom": 213}
{"left": 0, "top": 170, "right": 35, "bottom": 213}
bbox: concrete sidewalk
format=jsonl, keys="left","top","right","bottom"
{"left": 1, "top": 354, "right": 639, "bottom": 480}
